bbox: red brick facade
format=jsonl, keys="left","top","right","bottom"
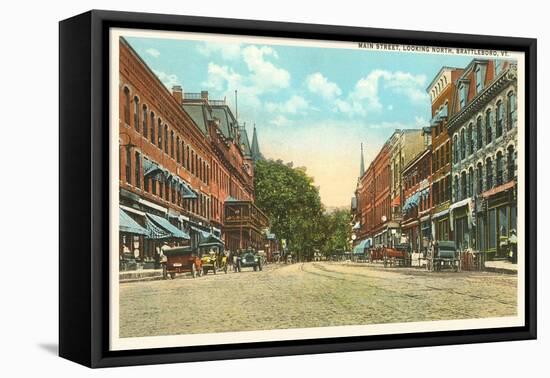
{"left": 118, "top": 37, "right": 267, "bottom": 263}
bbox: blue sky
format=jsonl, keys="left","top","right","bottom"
{"left": 125, "top": 36, "right": 473, "bottom": 208}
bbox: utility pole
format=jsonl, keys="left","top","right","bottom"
{"left": 234, "top": 89, "right": 238, "bottom": 123}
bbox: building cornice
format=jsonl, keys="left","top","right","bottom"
{"left": 447, "top": 64, "right": 517, "bottom": 132}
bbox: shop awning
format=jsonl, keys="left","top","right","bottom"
{"left": 353, "top": 238, "right": 371, "bottom": 254}
{"left": 143, "top": 159, "right": 168, "bottom": 180}
{"left": 171, "top": 176, "right": 198, "bottom": 199}
{"left": 119, "top": 208, "right": 148, "bottom": 236}
{"left": 402, "top": 192, "right": 420, "bottom": 212}
{"left": 481, "top": 180, "right": 515, "bottom": 198}
{"left": 145, "top": 213, "right": 190, "bottom": 240}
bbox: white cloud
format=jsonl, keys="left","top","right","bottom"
{"left": 266, "top": 95, "right": 309, "bottom": 114}
{"left": 200, "top": 45, "right": 291, "bottom": 124}
{"left": 270, "top": 115, "right": 291, "bottom": 127}
{"left": 306, "top": 72, "right": 342, "bottom": 100}
{"left": 333, "top": 69, "right": 428, "bottom": 117}
{"left": 145, "top": 48, "right": 160, "bottom": 58}
{"left": 202, "top": 63, "right": 242, "bottom": 91}
{"left": 382, "top": 71, "right": 428, "bottom": 103}
{"left": 153, "top": 70, "right": 180, "bottom": 90}
{"left": 197, "top": 42, "right": 242, "bottom": 60}
{"left": 241, "top": 45, "right": 290, "bottom": 92}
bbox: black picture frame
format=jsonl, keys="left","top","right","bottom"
{"left": 59, "top": 9, "right": 537, "bottom": 368}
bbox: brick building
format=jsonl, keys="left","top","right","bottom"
{"left": 401, "top": 146, "right": 432, "bottom": 253}
{"left": 426, "top": 67, "right": 464, "bottom": 242}
{"left": 117, "top": 37, "right": 269, "bottom": 268}
{"left": 446, "top": 59, "right": 518, "bottom": 259}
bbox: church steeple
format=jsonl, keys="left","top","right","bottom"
{"left": 359, "top": 142, "right": 365, "bottom": 177}
{"left": 251, "top": 124, "right": 263, "bottom": 163}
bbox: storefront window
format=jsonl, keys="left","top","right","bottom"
{"left": 478, "top": 216, "right": 486, "bottom": 252}
{"left": 499, "top": 206, "right": 509, "bottom": 238}
{"left": 488, "top": 208, "right": 497, "bottom": 249}
{"left": 511, "top": 205, "right": 517, "bottom": 231}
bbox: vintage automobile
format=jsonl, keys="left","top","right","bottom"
{"left": 236, "top": 250, "right": 263, "bottom": 272}
{"left": 201, "top": 250, "right": 229, "bottom": 275}
{"left": 163, "top": 246, "right": 203, "bottom": 279}
{"left": 201, "top": 251, "right": 218, "bottom": 275}
{"left": 427, "top": 240, "right": 461, "bottom": 272}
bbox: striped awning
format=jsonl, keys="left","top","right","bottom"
{"left": 119, "top": 208, "right": 148, "bottom": 236}
{"left": 145, "top": 213, "right": 190, "bottom": 240}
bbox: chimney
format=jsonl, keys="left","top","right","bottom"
{"left": 172, "top": 85, "right": 183, "bottom": 104}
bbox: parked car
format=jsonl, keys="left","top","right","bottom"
{"left": 163, "top": 246, "right": 203, "bottom": 279}
{"left": 201, "top": 250, "right": 229, "bottom": 275}
{"left": 236, "top": 250, "right": 262, "bottom": 272}
{"left": 201, "top": 251, "right": 218, "bottom": 275}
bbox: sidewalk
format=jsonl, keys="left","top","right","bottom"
{"left": 484, "top": 260, "right": 518, "bottom": 275}
{"left": 120, "top": 269, "right": 163, "bottom": 283}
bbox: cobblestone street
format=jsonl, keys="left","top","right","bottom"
{"left": 119, "top": 262, "right": 517, "bottom": 338}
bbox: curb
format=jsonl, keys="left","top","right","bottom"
{"left": 484, "top": 266, "right": 518, "bottom": 275}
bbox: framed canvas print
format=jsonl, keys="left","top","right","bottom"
{"left": 59, "top": 10, "right": 536, "bottom": 368}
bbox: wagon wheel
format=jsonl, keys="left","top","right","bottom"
{"left": 192, "top": 263, "right": 197, "bottom": 278}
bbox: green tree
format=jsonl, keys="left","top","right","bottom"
{"left": 254, "top": 159, "right": 350, "bottom": 261}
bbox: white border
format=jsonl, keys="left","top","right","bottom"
{"left": 109, "top": 27, "right": 526, "bottom": 351}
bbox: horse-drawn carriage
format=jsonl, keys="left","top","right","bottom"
{"left": 163, "top": 246, "right": 203, "bottom": 279}
{"left": 426, "top": 240, "right": 461, "bottom": 272}
{"left": 369, "top": 245, "right": 411, "bottom": 267}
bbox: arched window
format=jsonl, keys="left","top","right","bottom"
{"left": 123, "top": 87, "right": 130, "bottom": 124}
{"left": 486, "top": 157, "right": 493, "bottom": 189}
{"left": 477, "top": 163, "right": 483, "bottom": 194}
{"left": 453, "top": 135, "right": 459, "bottom": 164}
{"left": 150, "top": 112, "right": 155, "bottom": 144}
{"left": 135, "top": 151, "right": 141, "bottom": 188}
{"left": 191, "top": 150, "right": 195, "bottom": 174}
{"left": 486, "top": 108, "right": 493, "bottom": 144}
{"left": 467, "top": 123, "right": 473, "bottom": 156}
{"left": 460, "top": 129, "right": 466, "bottom": 160}
{"left": 496, "top": 100, "right": 504, "bottom": 138}
{"left": 186, "top": 146, "right": 190, "bottom": 170}
{"left": 507, "top": 92, "right": 517, "bottom": 129}
{"left": 164, "top": 125, "right": 169, "bottom": 153}
{"left": 507, "top": 146, "right": 515, "bottom": 181}
{"left": 496, "top": 151, "right": 504, "bottom": 186}
{"left": 133, "top": 96, "right": 139, "bottom": 131}
{"left": 468, "top": 167, "right": 474, "bottom": 197}
{"left": 176, "top": 136, "right": 180, "bottom": 163}
{"left": 460, "top": 171, "right": 467, "bottom": 200}
{"left": 170, "top": 130, "right": 175, "bottom": 158}
{"left": 125, "top": 148, "right": 131, "bottom": 185}
{"left": 453, "top": 176, "right": 460, "bottom": 202}
{"left": 476, "top": 116, "right": 483, "bottom": 150}
{"left": 157, "top": 118, "right": 162, "bottom": 148}
{"left": 142, "top": 105, "right": 148, "bottom": 138}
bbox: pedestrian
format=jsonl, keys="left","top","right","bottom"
{"left": 159, "top": 241, "right": 169, "bottom": 279}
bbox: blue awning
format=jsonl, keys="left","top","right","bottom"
{"left": 353, "top": 238, "right": 371, "bottom": 254}
{"left": 119, "top": 208, "right": 148, "bottom": 236}
{"left": 143, "top": 159, "right": 167, "bottom": 180}
{"left": 145, "top": 213, "right": 190, "bottom": 240}
{"left": 173, "top": 176, "right": 197, "bottom": 199}
{"left": 403, "top": 192, "right": 421, "bottom": 212}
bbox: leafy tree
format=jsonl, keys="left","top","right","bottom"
{"left": 254, "top": 159, "right": 350, "bottom": 261}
